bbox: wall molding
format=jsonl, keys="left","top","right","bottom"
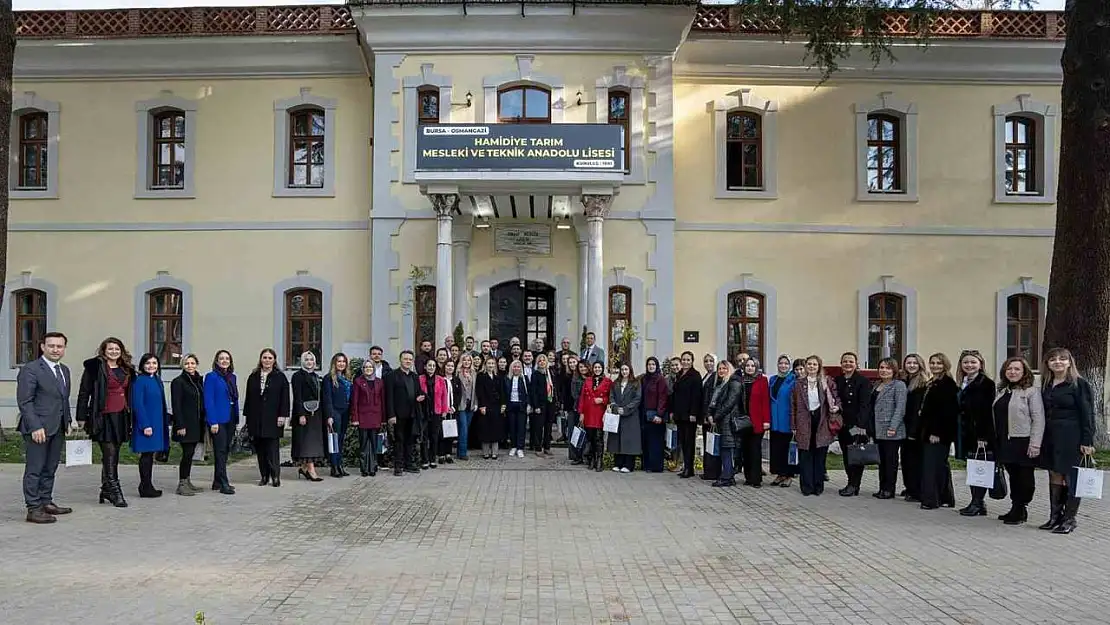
{"left": 715, "top": 274, "right": 778, "bottom": 368}
{"left": 642, "top": 218, "right": 676, "bottom": 359}
{"left": 857, "top": 276, "right": 918, "bottom": 369}
{"left": 371, "top": 217, "right": 404, "bottom": 353}
{"left": 0, "top": 273, "right": 59, "bottom": 382}
{"left": 10, "top": 92, "right": 61, "bottom": 200}
{"left": 273, "top": 88, "right": 339, "bottom": 198}
{"left": 994, "top": 277, "right": 1048, "bottom": 371}
{"left": 708, "top": 88, "right": 779, "bottom": 200}
{"left": 603, "top": 270, "right": 646, "bottom": 368}
{"left": 672, "top": 222, "right": 1056, "bottom": 237}
{"left": 640, "top": 55, "right": 676, "bottom": 219}
{"left": 133, "top": 273, "right": 194, "bottom": 380}
{"left": 9, "top": 220, "right": 368, "bottom": 232}
{"left": 273, "top": 273, "right": 334, "bottom": 369}
{"left": 482, "top": 55, "right": 565, "bottom": 124}
{"left": 471, "top": 263, "right": 572, "bottom": 347}
{"left": 992, "top": 93, "right": 1057, "bottom": 205}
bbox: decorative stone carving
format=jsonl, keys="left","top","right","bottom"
{"left": 581, "top": 195, "right": 613, "bottom": 220}
{"left": 430, "top": 193, "right": 459, "bottom": 216}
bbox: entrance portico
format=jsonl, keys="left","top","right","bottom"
{"left": 423, "top": 174, "right": 617, "bottom": 347}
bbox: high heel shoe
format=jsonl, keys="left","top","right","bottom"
{"left": 298, "top": 468, "right": 310, "bottom": 480}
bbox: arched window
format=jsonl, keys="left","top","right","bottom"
{"left": 12, "top": 289, "right": 46, "bottom": 366}
{"left": 608, "top": 286, "right": 632, "bottom": 368}
{"left": 866, "top": 113, "right": 902, "bottom": 192}
{"left": 17, "top": 112, "right": 49, "bottom": 190}
{"left": 726, "top": 111, "right": 762, "bottom": 190}
{"left": 413, "top": 285, "right": 437, "bottom": 348}
{"left": 867, "top": 292, "right": 904, "bottom": 368}
{"left": 608, "top": 89, "right": 630, "bottom": 174}
{"left": 1006, "top": 294, "right": 1041, "bottom": 364}
{"left": 726, "top": 291, "right": 764, "bottom": 366}
{"left": 497, "top": 86, "right": 550, "bottom": 123}
{"left": 148, "top": 288, "right": 183, "bottom": 367}
{"left": 288, "top": 107, "right": 325, "bottom": 188}
{"left": 1004, "top": 116, "right": 1037, "bottom": 194}
{"left": 151, "top": 109, "right": 187, "bottom": 189}
{"left": 285, "top": 288, "right": 323, "bottom": 366}
{"left": 417, "top": 87, "right": 440, "bottom": 125}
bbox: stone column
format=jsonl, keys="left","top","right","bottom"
{"left": 575, "top": 224, "right": 589, "bottom": 338}
{"left": 452, "top": 223, "right": 472, "bottom": 334}
{"left": 430, "top": 194, "right": 458, "bottom": 345}
{"left": 582, "top": 195, "right": 612, "bottom": 345}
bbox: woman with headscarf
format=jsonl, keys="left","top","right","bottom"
{"left": 291, "top": 351, "right": 326, "bottom": 481}
{"left": 700, "top": 353, "right": 722, "bottom": 481}
{"left": 768, "top": 356, "right": 801, "bottom": 487}
{"left": 640, "top": 357, "right": 669, "bottom": 473}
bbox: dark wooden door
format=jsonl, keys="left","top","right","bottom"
{"left": 489, "top": 281, "right": 555, "bottom": 351}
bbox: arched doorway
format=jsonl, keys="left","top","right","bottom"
{"left": 489, "top": 280, "right": 556, "bottom": 350}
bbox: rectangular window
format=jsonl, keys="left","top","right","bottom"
{"left": 726, "top": 291, "right": 763, "bottom": 366}
{"left": 867, "top": 293, "right": 904, "bottom": 368}
{"left": 866, "top": 114, "right": 902, "bottom": 193}
{"left": 289, "top": 108, "right": 325, "bottom": 188}
{"left": 498, "top": 86, "right": 551, "bottom": 124}
{"left": 1006, "top": 294, "right": 1041, "bottom": 365}
{"left": 607, "top": 286, "right": 631, "bottom": 368}
{"left": 151, "top": 110, "right": 186, "bottom": 190}
{"left": 285, "top": 288, "right": 323, "bottom": 366}
{"left": 418, "top": 88, "right": 440, "bottom": 125}
{"left": 725, "top": 111, "right": 762, "bottom": 190}
{"left": 13, "top": 289, "right": 47, "bottom": 366}
{"left": 608, "top": 90, "right": 630, "bottom": 174}
{"left": 1004, "top": 116, "right": 1037, "bottom": 194}
{"left": 413, "top": 285, "right": 437, "bottom": 349}
{"left": 148, "top": 289, "right": 183, "bottom": 367}
{"left": 18, "top": 112, "right": 49, "bottom": 190}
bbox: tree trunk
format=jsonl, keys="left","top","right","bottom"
{"left": 0, "top": 3, "right": 12, "bottom": 440}
{"left": 1043, "top": 0, "right": 1110, "bottom": 447}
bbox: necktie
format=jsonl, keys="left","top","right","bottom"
{"left": 53, "top": 364, "right": 65, "bottom": 389}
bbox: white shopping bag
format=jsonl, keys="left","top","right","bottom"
{"left": 1074, "top": 457, "right": 1104, "bottom": 499}
{"left": 965, "top": 458, "right": 996, "bottom": 488}
{"left": 665, "top": 426, "right": 678, "bottom": 451}
{"left": 570, "top": 426, "right": 586, "bottom": 450}
{"left": 603, "top": 411, "right": 620, "bottom": 434}
{"left": 705, "top": 432, "right": 721, "bottom": 456}
{"left": 193, "top": 441, "right": 206, "bottom": 462}
{"left": 441, "top": 418, "right": 459, "bottom": 438}
{"left": 65, "top": 439, "right": 92, "bottom": 467}
{"left": 280, "top": 443, "right": 292, "bottom": 464}
{"left": 327, "top": 431, "right": 340, "bottom": 454}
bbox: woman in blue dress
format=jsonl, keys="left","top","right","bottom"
{"left": 132, "top": 353, "right": 169, "bottom": 498}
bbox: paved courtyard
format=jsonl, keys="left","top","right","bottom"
{"left": 0, "top": 453, "right": 1106, "bottom": 625}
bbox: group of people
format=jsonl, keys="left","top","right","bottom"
{"left": 14, "top": 329, "right": 1098, "bottom": 536}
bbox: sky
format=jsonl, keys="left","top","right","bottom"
{"left": 14, "top": 0, "right": 1069, "bottom": 9}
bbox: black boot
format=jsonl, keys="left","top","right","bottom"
{"left": 109, "top": 480, "right": 129, "bottom": 508}
{"left": 1000, "top": 504, "right": 1027, "bottom": 525}
{"left": 960, "top": 487, "right": 987, "bottom": 516}
{"left": 1039, "top": 484, "right": 1067, "bottom": 530}
{"left": 1053, "top": 497, "right": 1081, "bottom": 534}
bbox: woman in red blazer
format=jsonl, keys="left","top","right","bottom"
{"left": 577, "top": 360, "right": 613, "bottom": 472}
{"left": 737, "top": 359, "right": 771, "bottom": 487}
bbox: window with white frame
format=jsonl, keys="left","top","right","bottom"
{"left": 135, "top": 93, "right": 198, "bottom": 199}
{"left": 994, "top": 278, "right": 1048, "bottom": 371}
{"left": 273, "top": 89, "right": 337, "bottom": 198}
{"left": 992, "top": 94, "right": 1056, "bottom": 204}
{"left": 856, "top": 277, "right": 917, "bottom": 368}
{"left": 853, "top": 92, "right": 918, "bottom": 202}
{"left": 11, "top": 93, "right": 60, "bottom": 200}
{"left": 709, "top": 89, "right": 778, "bottom": 199}
{"left": 0, "top": 273, "right": 58, "bottom": 380}
{"left": 593, "top": 67, "right": 646, "bottom": 184}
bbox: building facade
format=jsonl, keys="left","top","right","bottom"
{"left": 0, "top": 4, "right": 1064, "bottom": 419}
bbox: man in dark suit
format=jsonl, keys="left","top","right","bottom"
{"left": 368, "top": 345, "right": 394, "bottom": 468}
{"left": 385, "top": 350, "right": 423, "bottom": 475}
{"left": 16, "top": 332, "right": 73, "bottom": 524}
{"left": 580, "top": 331, "right": 606, "bottom": 367}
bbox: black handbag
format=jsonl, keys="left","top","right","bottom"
{"left": 729, "top": 381, "right": 752, "bottom": 434}
{"left": 845, "top": 440, "right": 880, "bottom": 466}
{"left": 989, "top": 464, "right": 1009, "bottom": 500}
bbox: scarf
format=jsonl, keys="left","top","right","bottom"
{"left": 217, "top": 367, "right": 238, "bottom": 404}
{"left": 338, "top": 375, "right": 352, "bottom": 400}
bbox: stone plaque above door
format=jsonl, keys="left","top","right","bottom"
{"left": 493, "top": 224, "right": 553, "bottom": 256}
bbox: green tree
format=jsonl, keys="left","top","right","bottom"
{"left": 738, "top": 0, "right": 1107, "bottom": 445}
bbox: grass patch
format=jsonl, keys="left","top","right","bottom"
{"left": 0, "top": 429, "right": 286, "bottom": 465}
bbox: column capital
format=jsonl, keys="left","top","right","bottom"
{"left": 430, "top": 193, "right": 459, "bottom": 217}
{"left": 581, "top": 194, "right": 613, "bottom": 220}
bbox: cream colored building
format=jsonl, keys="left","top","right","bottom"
{"left": 0, "top": 4, "right": 1064, "bottom": 419}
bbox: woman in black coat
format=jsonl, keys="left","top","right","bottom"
{"left": 918, "top": 353, "right": 959, "bottom": 510}
{"left": 170, "top": 354, "right": 207, "bottom": 496}
{"left": 900, "top": 353, "right": 929, "bottom": 502}
{"left": 956, "top": 349, "right": 996, "bottom": 517}
{"left": 290, "top": 351, "right": 326, "bottom": 481}
{"left": 77, "top": 337, "right": 137, "bottom": 508}
{"left": 244, "top": 348, "right": 290, "bottom": 487}
{"left": 670, "top": 351, "right": 704, "bottom": 479}
{"left": 475, "top": 356, "right": 502, "bottom": 459}
{"left": 1039, "top": 347, "right": 1096, "bottom": 534}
